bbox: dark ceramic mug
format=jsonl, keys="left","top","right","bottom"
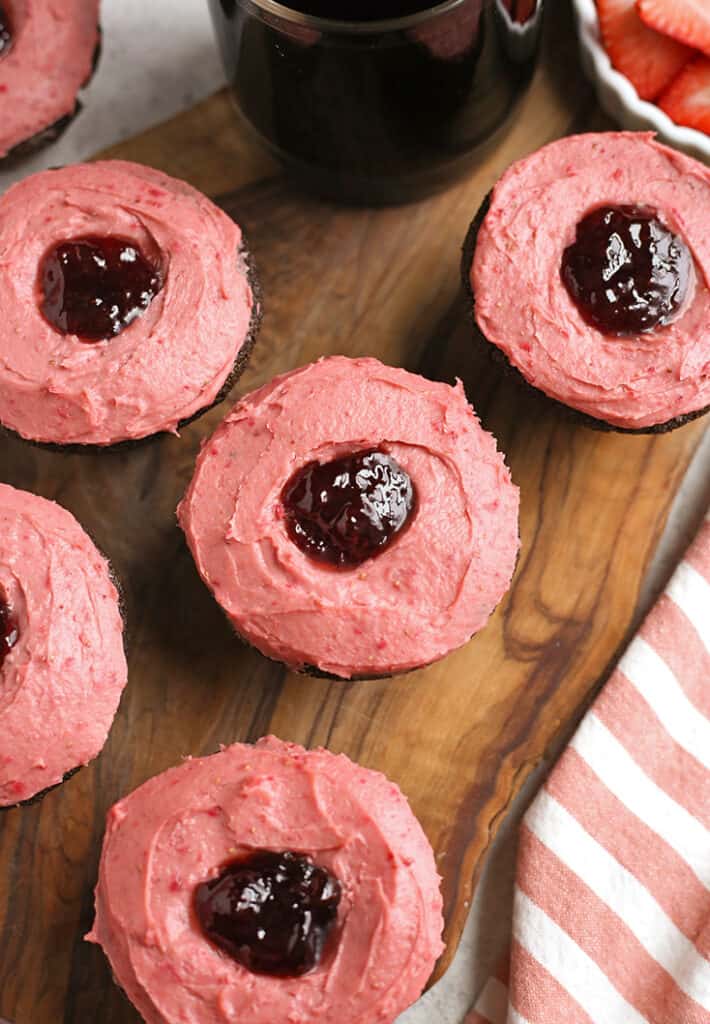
{"left": 208, "top": 0, "right": 544, "bottom": 204}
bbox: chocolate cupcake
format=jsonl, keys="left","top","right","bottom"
{"left": 88, "top": 735, "right": 444, "bottom": 1024}
{"left": 0, "top": 483, "right": 127, "bottom": 807}
{"left": 464, "top": 132, "right": 710, "bottom": 433}
{"left": 0, "top": 160, "right": 260, "bottom": 447}
{"left": 0, "top": 0, "right": 100, "bottom": 160}
{"left": 178, "top": 356, "right": 520, "bottom": 679}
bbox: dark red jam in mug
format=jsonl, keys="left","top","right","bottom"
{"left": 208, "top": 0, "right": 543, "bottom": 203}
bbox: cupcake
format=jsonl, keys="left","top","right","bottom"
{"left": 88, "top": 735, "right": 444, "bottom": 1024}
{"left": 178, "top": 355, "right": 519, "bottom": 679}
{"left": 0, "top": 483, "right": 126, "bottom": 807}
{"left": 0, "top": 0, "right": 100, "bottom": 160}
{"left": 464, "top": 132, "right": 710, "bottom": 432}
{"left": 0, "top": 160, "right": 260, "bottom": 447}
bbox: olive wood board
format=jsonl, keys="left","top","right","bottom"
{"left": 0, "top": 6, "right": 707, "bottom": 1022}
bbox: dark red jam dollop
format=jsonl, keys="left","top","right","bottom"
{"left": 39, "top": 236, "right": 163, "bottom": 342}
{"left": 0, "top": 6, "right": 12, "bottom": 57}
{"left": 0, "top": 587, "right": 18, "bottom": 669}
{"left": 561, "top": 205, "right": 692, "bottom": 336}
{"left": 194, "top": 851, "right": 341, "bottom": 977}
{"left": 282, "top": 449, "right": 416, "bottom": 568}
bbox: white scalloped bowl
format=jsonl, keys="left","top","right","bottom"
{"left": 571, "top": 0, "right": 710, "bottom": 164}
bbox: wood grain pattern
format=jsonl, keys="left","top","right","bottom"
{"left": 0, "top": 6, "right": 707, "bottom": 1022}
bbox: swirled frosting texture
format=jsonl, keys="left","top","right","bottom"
{"left": 471, "top": 133, "right": 710, "bottom": 429}
{"left": 178, "top": 356, "right": 519, "bottom": 678}
{"left": 88, "top": 736, "right": 444, "bottom": 1024}
{"left": 0, "top": 483, "right": 126, "bottom": 806}
{"left": 0, "top": 160, "right": 256, "bottom": 445}
{"left": 0, "top": 0, "right": 99, "bottom": 156}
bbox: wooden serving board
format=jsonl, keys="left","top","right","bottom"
{"left": 0, "top": 6, "right": 707, "bottom": 1022}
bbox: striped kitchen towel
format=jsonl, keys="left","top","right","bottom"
{"left": 468, "top": 512, "right": 710, "bottom": 1024}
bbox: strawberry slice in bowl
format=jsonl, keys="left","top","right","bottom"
{"left": 638, "top": 0, "right": 710, "bottom": 60}
{"left": 597, "top": 0, "right": 692, "bottom": 100}
{"left": 659, "top": 56, "right": 710, "bottom": 135}
{"left": 571, "top": 0, "right": 709, "bottom": 162}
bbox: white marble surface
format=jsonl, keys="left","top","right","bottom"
{"left": 0, "top": 0, "right": 224, "bottom": 192}
{"left": 2, "top": 2, "right": 707, "bottom": 1021}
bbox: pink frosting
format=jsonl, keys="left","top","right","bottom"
{"left": 0, "top": 160, "right": 256, "bottom": 445}
{"left": 0, "top": 483, "right": 126, "bottom": 806}
{"left": 88, "top": 735, "right": 444, "bottom": 1024}
{"left": 471, "top": 132, "right": 710, "bottom": 429}
{"left": 178, "top": 356, "right": 519, "bottom": 678}
{"left": 0, "top": 0, "right": 99, "bottom": 156}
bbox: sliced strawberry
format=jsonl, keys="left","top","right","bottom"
{"left": 638, "top": 0, "right": 710, "bottom": 60}
{"left": 658, "top": 56, "right": 710, "bottom": 134}
{"left": 597, "top": 0, "right": 693, "bottom": 100}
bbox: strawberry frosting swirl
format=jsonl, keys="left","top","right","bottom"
{"left": 178, "top": 356, "right": 520, "bottom": 678}
{"left": 88, "top": 736, "right": 445, "bottom": 1024}
{"left": 0, "top": 0, "right": 99, "bottom": 157}
{"left": 471, "top": 132, "right": 710, "bottom": 429}
{"left": 0, "top": 483, "right": 126, "bottom": 806}
{"left": 0, "top": 160, "right": 256, "bottom": 445}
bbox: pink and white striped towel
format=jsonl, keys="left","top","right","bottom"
{"left": 468, "top": 512, "right": 710, "bottom": 1024}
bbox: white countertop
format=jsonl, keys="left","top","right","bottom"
{"left": 2, "top": 2, "right": 706, "bottom": 1021}
{"left": 0, "top": 0, "right": 223, "bottom": 192}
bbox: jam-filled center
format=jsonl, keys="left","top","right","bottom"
{"left": 0, "top": 5, "right": 12, "bottom": 57}
{"left": 0, "top": 587, "right": 18, "bottom": 669}
{"left": 561, "top": 204, "right": 692, "bottom": 336}
{"left": 281, "top": 448, "right": 416, "bottom": 569}
{"left": 39, "top": 235, "right": 163, "bottom": 342}
{"left": 194, "top": 850, "right": 342, "bottom": 977}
